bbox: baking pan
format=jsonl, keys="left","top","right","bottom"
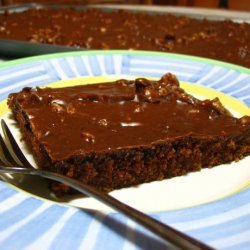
{"left": 0, "top": 39, "right": 81, "bottom": 58}
{"left": 1, "top": 3, "right": 249, "bottom": 21}
{"left": 0, "top": 3, "right": 249, "bottom": 58}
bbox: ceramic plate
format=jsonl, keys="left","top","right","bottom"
{"left": 0, "top": 50, "right": 249, "bottom": 250}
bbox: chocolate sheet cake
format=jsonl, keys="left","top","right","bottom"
{"left": 0, "top": 8, "right": 249, "bottom": 67}
{"left": 7, "top": 74, "right": 250, "bottom": 194}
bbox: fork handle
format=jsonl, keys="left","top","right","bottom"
{"left": 0, "top": 166, "right": 214, "bottom": 250}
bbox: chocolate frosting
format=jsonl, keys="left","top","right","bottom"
{"left": 0, "top": 8, "right": 249, "bottom": 67}
{"left": 9, "top": 74, "right": 250, "bottom": 160}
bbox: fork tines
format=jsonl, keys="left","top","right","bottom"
{"left": 0, "top": 119, "right": 33, "bottom": 168}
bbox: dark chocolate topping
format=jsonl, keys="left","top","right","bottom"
{"left": 9, "top": 74, "right": 250, "bottom": 160}
{"left": 0, "top": 8, "right": 249, "bottom": 67}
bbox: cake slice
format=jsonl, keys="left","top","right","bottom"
{"left": 7, "top": 73, "right": 250, "bottom": 195}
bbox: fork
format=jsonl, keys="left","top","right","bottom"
{"left": 0, "top": 119, "right": 214, "bottom": 250}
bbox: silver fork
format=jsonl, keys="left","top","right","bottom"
{"left": 0, "top": 119, "right": 213, "bottom": 250}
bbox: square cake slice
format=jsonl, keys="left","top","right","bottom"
{"left": 7, "top": 73, "right": 250, "bottom": 195}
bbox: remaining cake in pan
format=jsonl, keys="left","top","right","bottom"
{"left": 0, "top": 8, "right": 249, "bottom": 67}
{"left": 7, "top": 73, "right": 250, "bottom": 195}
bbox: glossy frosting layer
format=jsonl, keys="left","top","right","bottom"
{"left": 0, "top": 8, "right": 249, "bottom": 67}
{"left": 8, "top": 74, "right": 250, "bottom": 160}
